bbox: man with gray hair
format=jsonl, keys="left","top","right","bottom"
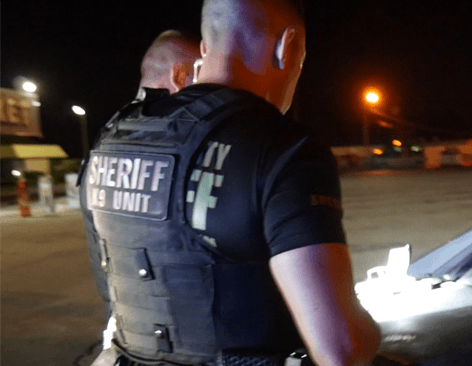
{"left": 139, "top": 30, "right": 200, "bottom": 94}
{"left": 83, "top": 2, "right": 381, "bottom": 366}
{"left": 197, "top": 2, "right": 381, "bottom": 365}
{"left": 83, "top": 28, "right": 201, "bottom": 310}
{"left": 81, "top": 30, "right": 200, "bottom": 365}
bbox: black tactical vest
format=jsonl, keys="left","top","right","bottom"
{"left": 83, "top": 89, "right": 302, "bottom": 365}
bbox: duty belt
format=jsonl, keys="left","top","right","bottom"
{"left": 109, "top": 348, "right": 312, "bottom": 366}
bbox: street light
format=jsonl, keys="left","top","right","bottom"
{"left": 12, "top": 77, "right": 41, "bottom": 107}
{"left": 363, "top": 91, "right": 380, "bottom": 145}
{"left": 72, "top": 105, "right": 86, "bottom": 116}
{"left": 72, "top": 105, "right": 89, "bottom": 158}
{"left": 13, "top": 76, "right": 37, "bottom": 93}
{"left": 366, "top": 92, "right": 379, "bottom": 104}
{"left": 22, "top": 81, "right": 37, "bottom": 93}
{"left": 392, "top": 139, "right": 402, "bottom": 147}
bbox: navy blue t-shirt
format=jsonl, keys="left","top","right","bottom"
{"left": 147, "top": 84, "right": 346, "bottom": 261}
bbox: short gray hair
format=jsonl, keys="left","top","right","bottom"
{"left": 141, "top": 30, "right": 200, "bottom": 82}
{"left": 201, "top": 0, "right": 305, "bottom": 46}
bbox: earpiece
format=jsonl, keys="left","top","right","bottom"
{"left": 275, "top": 39, "right": 284, "bottom": 70}
{"left": 193, "top": 58, "right": 204, "bottom": 83}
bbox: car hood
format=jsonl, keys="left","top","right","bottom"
{"left": 408, "top": 228, "right": 472, "bottom": 281}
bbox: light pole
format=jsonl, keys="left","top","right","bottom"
{"left": 363, "top": 91, "right": 380, "bottom": 145}
{"left": 72, "top": 105, "right": 89, "bottom": 158}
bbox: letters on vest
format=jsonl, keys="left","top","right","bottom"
{"left": 87, "top": 152, "right": 174, "bottom": 221}
{"left": 186, "top": 141, "right": 232, "bottom": 247}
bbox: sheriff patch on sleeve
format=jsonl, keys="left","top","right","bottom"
{"left": 310, "top": 194, "right": 343, "bottom": 213}
{"left": 86, "top": 151, "right": 175, "bottom": 221}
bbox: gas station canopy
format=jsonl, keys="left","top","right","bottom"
{"left": 1, "top": 144, "right": 68, "bottom": 159}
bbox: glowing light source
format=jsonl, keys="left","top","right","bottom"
{"left": 392, "top": 139, "right": 402, "bottom": 147}
{"left": 366, "top": 92, "right": 379, "bottom": 104}
{"left": 12, "top": 170, "right": 22, "bottom": 177}
{"left": 373, "top": 148, "right": 383, "bottom": 155}
{"left": 72, "top": 105, "right": 86, "bottom": 116}
{"left": 22, "top": 81, "right": 37, "bottom": 93}
{"left": 71, "top": 105, "right": 89, "bottom": 158}
{"left": 377, "top": 120, "right": 394, "bottom": 129}
{"left": 193, "top": 58, "right": 204, "bottom": 83}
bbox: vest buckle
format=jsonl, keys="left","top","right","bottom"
{"left": 99, "top": 239, "right": 110, "bottom": 272}
{"left": 154, "top": 324, "right": 172, "bottom": 353}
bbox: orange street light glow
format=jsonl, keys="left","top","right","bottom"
{"left": 392, "top": 139, "right": 402, "bottom": 147}
{"left": 366, "top": 92, "right": 379, "bottom": 104}
{"left": 373, "top": 148, "right": 383, "bottom": 155}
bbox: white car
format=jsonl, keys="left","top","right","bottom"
{"left": 355, "top": 229, "right": 472, "bottom": 365}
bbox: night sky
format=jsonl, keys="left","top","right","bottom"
{"left": 2, "top": 1, "right": 471, "bottom": 158}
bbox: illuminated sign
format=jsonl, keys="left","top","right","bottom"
{"left": 0, "top": 88, "right": 43, "bottom": 138}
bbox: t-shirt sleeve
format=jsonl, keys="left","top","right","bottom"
{"left": 262, "top": 136, "right": 346, "bottom": 257}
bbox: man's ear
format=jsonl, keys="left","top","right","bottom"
{"left": 275, "top": 28, "right": 296, "bottom": 70}
{"left": 200, "top": 39, "right": 207, "bottom": 58}
{"left": 170, "top": 64, "right": 188, "bottom": 92}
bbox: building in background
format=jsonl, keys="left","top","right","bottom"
{"left": 1, "top": 87, "right": 68, "bottom": 185}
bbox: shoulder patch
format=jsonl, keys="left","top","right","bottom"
{"left": 310, "top": 194, "right": 343, "bottom": 213}
{"left": 86, "top": 151, "right": 175, "bottom": 220}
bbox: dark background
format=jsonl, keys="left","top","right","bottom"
{"left": 2, "top": 1, "right": 471, "bottom": 158}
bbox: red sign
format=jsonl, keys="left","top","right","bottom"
{"left": 0, "top": 88, "right": 43, "bottom": 138}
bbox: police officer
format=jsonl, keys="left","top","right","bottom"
{"left": 81, "top": 1, "right": 381, "bottom": 366}
{"left": 137, "top": 30, "right": 201, "bottom": 98}
{"left": 79, "top": 29, "right": 200, "bottom": 357}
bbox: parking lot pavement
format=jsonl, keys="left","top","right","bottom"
{"left": 1, "top": 200, "right": 108, "bottom": 366}
{"left": 1, "top": 196, "right": 72, "bottom": 219}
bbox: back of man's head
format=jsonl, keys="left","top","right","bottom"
{"left": 199, "top": 0, "right": 306, "bottom": 114}
{"left": 140, "top": 30, "right": 201, "bottom": 92}
{"left": 201, "top": 0, "right": 305, "bottom": 45}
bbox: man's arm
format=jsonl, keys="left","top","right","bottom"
{"left": 270, "top": 243, "right": 381, "bottom": 366}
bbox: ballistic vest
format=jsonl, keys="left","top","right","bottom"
{"left": 84, "top": 88, "right": 302, "bottom": 365}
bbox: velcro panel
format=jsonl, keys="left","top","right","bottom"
{"left": 110, "top": 245, "right": 212, "bottom": 266}
{"left": 164, "top": 265, "right": 214, "bottom": 298}
{"left": 146, "top": 249, "right": 213, "bottom": 266}
{"left": 115, "top": 302, "right": 173, "bottom": 326}
{"left": 163, "top": 264, "right": 216, "bottom": 354}
{"left": 113, "top": 285, "right": 172, "bottom": 313}
{"left": 172, "top": 314, "right": 215, "bottom": 347}
{"left": 108, "top": 274, "right": 169, "bottom": 297}
{"left": 116, "top": 116, "right": 196, "bottom": 146}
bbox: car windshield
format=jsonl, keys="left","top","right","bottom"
{"left": 408, "top": 228, "right": 472, "bottom": 281}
